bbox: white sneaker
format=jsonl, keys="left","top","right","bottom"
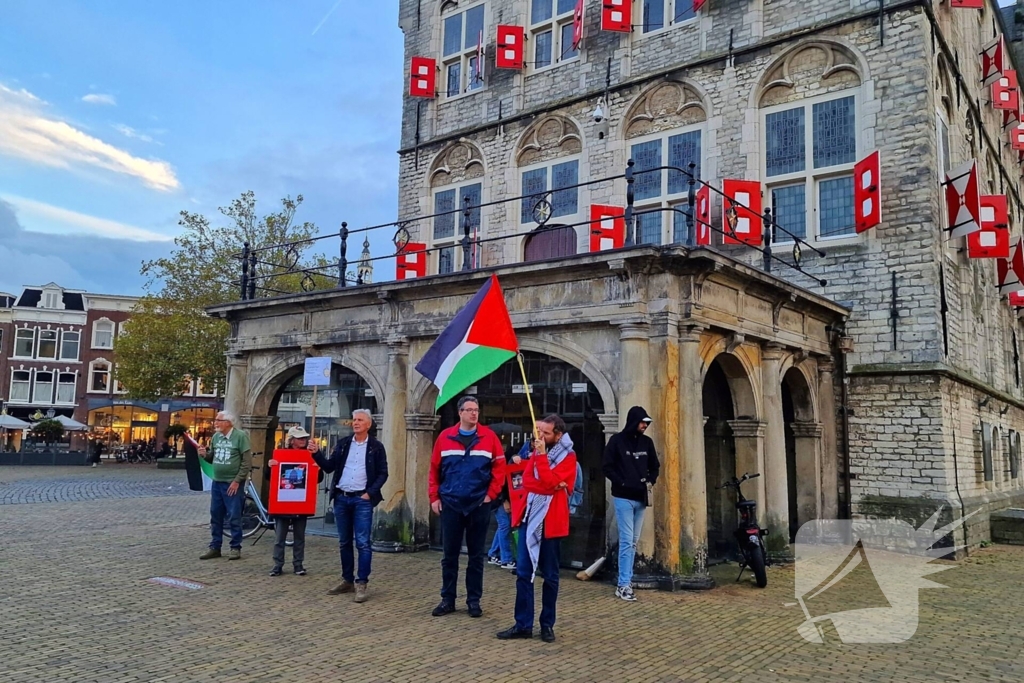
{"left": 487, "top": 556, "right": 501, "bottom": 566}
{"left": 615, "top": 585, "right": 637, "bottom": 602}
{"left": 501, "top": 561, "right": 517, "bottom": 571}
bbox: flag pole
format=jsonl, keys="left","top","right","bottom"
{"left": 310, "top": 385, "right": 318, "bottom": 445}
{"left": 516, "top": 352, "right": 540, "bottom": 441}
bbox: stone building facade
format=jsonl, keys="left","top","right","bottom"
{"left": 209, "top": 0, "right": 1024, "bottom": 576}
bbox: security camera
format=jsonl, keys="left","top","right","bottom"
{"left": 592, "top": 101, "right": 605, "bottom": 123}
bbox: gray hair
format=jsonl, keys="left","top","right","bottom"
{"left": 217, "top": 410, "right": 237, "bottom": 425}
{"left": 352, "top": 409, "right": 373, "bottom": 420}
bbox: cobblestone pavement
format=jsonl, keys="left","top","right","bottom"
{"left": 2, "top": 466, "right": 1022, "bottom": 682}
{"left": 0, "top": 465, "right": 201, "bottom": 505}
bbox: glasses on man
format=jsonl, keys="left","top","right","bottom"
{"left": 460, "top": 408, "right": 479, "bottom": 413}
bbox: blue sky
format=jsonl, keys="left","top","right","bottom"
{"left": 0, "top": 1, "right": 403, "bottom": 295}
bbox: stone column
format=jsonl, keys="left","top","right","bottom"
{"left": 616, "top": 321, "right": 653, "bottom": 557}
{"left": 598, "top": 413, "right": 620, "bottom": 550}
{"left": 224, "top": 354, "right": 248, "bottom": 420}
{"left": 761, "top": 344, "right": 790, "bottom": 552}
{"left": 817, "top": 360, "right": 840, "bottom": 519}
{"left": 373, "top": 338, "right": 410, "bottom": 550}
{"left": 649, "top": 312, "right": 682, "bottom": 573}
{"left": 791, "top": 421, "right": 823, "bottom": 531}
{"left": 679, "top": 324, "right": 709, "bottom": 575}
{"left": 727, "top": 419, "right": 767, "bottom": 521}
{"left": 404, "top": 413, "right": 439, "bottom": 550}
{"left": 240, "top": 414, "right": 276, "bottom": 501}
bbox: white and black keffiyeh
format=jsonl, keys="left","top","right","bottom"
{"left": 522, "top": 432, "right": 572, "bottom": 581}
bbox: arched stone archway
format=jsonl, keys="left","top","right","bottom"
{"left": 248, "top": 350, "right": 385, "bottom": 418}
{"left": 783, "top": 365, "right": 822, "bottom": 542}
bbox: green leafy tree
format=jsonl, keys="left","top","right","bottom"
{"left": 30, "top": 419, "right": 65, "bottom": 445}
{"left": 115, "top": 192, "right": 332, "bottom": 401}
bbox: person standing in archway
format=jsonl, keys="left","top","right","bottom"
{"left": 429, "top": 396, "right": 506, "bottom": 618}
{"left": 603, "top": 406, "right": 659, "bottom": 602}
{"left": 266, "top": 426, "right": 322, "bottom": 577}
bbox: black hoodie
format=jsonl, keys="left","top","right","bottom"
{"left": 602, "top": 406, "right": 660, "bottom": 504}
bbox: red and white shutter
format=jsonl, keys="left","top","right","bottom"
{"left": 993, "top": 71, "right": 1020, "bottom": 111}
{"left": 944, "top": 159, "right": 981, "bottom": 239}
{"left": 722, "top": 179, "right": 762, "bottom": 246}
{"left": 950, "top": 0, "right": 984, "bottom": 8}
{"left": 695, "top": 185, "right": 712, "bottom": 246}
{"left": 589, "top": 204, "right": 625, "bottom": 251}
{"left": 601, "top": 0, "right": 631, "bottom": 32}
{"left": 998, "top": 238, "right": 1024, "bottom": 293}
{"left": 409, "top": 57, "right": 436, "bottom": 98}
{"left": 397, "top": 242, "right": 427, "bottom": 279}
{"left": 1010, "top": 290, "right": 1024, "bottom": 308}
{"left": 968, "top": 195, "right": 1010, "bottom": 259}
{"left": 572, "top": 0, "right": 585, "bottom": 50}
{"left": 1004, "top": 105, "right": 1021, "bottom": 130}
{"left": 694, "top": 0, "right": 708, "bottom": 10}
{"left": 981, "top": 36, "right": 1005, "bottom": 87}
{"left": 854, "top": 151, "right": 881, "bottom": 233}
{"left": 496, "top": 26, "right": 525, "bottom": 69}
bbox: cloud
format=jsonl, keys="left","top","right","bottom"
{"left": 113, "top": 123, "right": 159, "bottom": 144}
{"left": 1, "top": 194, "right": 172, "bottom": 242}
{"left": 81, "top": 93, "right": 116, "bottom": 105}
{"left": 0, "top": 199, "right": 167, "bottom": 295}
{"left": 0, "top": 83, "right": 179, "bottom": 191}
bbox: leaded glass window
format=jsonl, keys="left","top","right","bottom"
{"left": 438, "top": 246, "right": 455, "bottom": 274}
{"left": 636, "top": 211, "right": 662, "bottom": 245}
{"left": 674, "top": 0, "right": 696, "bottom": 23}
{"left": 771, "top": 184, "right": 806, "bottom": 241}
{"left": 443, "top": 14, "right": 463, "bottom": 56}
{"left": 629, "top": 128, "right": 704, "bottom": 246}
{"left": 643, "top": 0, "right": 665, "bottom": 32}
{"left": 535, "top": 30, "right": 553, "bottom": 69}
{"left": 521, "top": 160, "right": 579, "bottom": 223}
{"left": 530, "top": 0, "right": 579, "bottom": 70}
{"left": 631, "top": 139, "right": 662, "bottom": 201}
{"left": 434, "top": 189, "right": 456, "bottom": 239}
{"left": 667, "top": 130, "right": 702, "bottom": 194}
{"left": 521, "top": 168, "right": 548, "bottom": 223}
{"left": 766, "top": 107, "right": 805, "bottom": 176}
{"left": 818, "top": 176, "right": 855, "bottom": 237}
{"left": 672, "top": 203, "right": 693, "bottom": 244}
{"left": 442, "top": 3, "right": 486, "bottom": 97}
{"left": 813, "top": 96, "right": 855, "bottom": 169}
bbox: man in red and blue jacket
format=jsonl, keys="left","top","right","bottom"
{"left": 429, "top": 396, "right": 506, "bottom": 618}
{"left": 497, "top": 413, "right": 576, "bottom": 644}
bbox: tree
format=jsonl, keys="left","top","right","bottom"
{"left": 115, "top": 192, "right": 332, "bottom": 401}
{"left": 30, "top": 419, "right": 65, "bottom": 445}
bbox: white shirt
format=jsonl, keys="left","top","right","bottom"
{"left": 337, "top": 438, "right": 369, "bottom": 492}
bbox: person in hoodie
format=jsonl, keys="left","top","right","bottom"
{"left": 429, "top": 396, "right": 506, "bottom": 618}
{"left": 603, "top": 406, "right": 660, "bottom": 602}
{"left": 496, "top": 414, "right": 576, "bottom": 643}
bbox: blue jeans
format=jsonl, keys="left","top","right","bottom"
{"left": 514, "top": 527, "right": 560, "bottom": 631}
{"left": 487, "top": 505, "right": 514, "bottom": 564}
{"left": 613, "top": 496, "right": 646, "bottom": 587}
{"left": 209, "top": 480, "right": 243, "bottom": 550}
{"left": 334, "top": 496, "right": 374, "bottom": 583}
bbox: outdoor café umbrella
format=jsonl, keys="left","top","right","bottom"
{"left": 53, "top": 415, "right": 88, "bottom": 431}
{"left": 0, "top": 413, "right": 30, "bottom": 450}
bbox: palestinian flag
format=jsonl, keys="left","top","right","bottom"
{"left": 415, "top": 274, "right": 519, "bottom": 410}
{"left": 183, "top": 432, "right": 212, "bottom": 492}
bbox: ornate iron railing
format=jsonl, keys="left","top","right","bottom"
{"left": 233, "top": 161, "right": 828, "bottom": 300}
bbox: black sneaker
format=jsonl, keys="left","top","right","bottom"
{"left": 540, "top": 626, "right": 555, "bottom": 643}
{"left": 294, "top": 565, "right": 307, "bottom": 576}
{"left": 467, "top": 603, "right": 482, "bottom": 618}
{"left": 487, "top": 556, "right": 501, "bottom": 566}
{"left": 269, "top": 567, "right": 283, "bottom": 577}
{"left": 496, "top": 625, "right": 533, "bottom": 640}
{"left": 431, "top": 600, "right": 456, "bottom": 617}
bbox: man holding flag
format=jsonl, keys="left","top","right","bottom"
{"left": 417, "top": 274, "right": 522, "bottom": 618}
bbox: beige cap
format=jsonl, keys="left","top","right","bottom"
{"left": 286, "top": 426, "right": 310, "bottom": 439}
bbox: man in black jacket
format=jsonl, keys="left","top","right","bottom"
{"left": 602, "top": 406, "right": 660, "bottom": 602}
{"left": 312, "top": 409, "right": 388, "bottom": 603}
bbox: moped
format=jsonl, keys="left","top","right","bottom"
{"left": 717, "top": 472, "right": 769, "bottom": 588}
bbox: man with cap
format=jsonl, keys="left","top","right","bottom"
{"left": 267, "top": 426, "right": 321, "bottom": 577}
{"left": 602, "top": 406, "right": 660, "bottom": 602}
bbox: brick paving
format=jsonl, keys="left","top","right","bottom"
{"left": 1, "top": 465, "right": 1021, "bottom": 682}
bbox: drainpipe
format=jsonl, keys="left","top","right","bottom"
{"left": 834, "top": 323, "right": 853, "bottom": 520}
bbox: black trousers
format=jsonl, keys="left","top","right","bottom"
{"left": 272, "top": 516, "right": 307, "bottom": 568}
{"left": 440, "top": 504, "right": 491, "bottom": 606}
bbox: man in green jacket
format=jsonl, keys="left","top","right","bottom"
{"left": 199, "top": 411, "right": 252, "bottom": 560}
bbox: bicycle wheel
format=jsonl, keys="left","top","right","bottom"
{"left": 223, "top": 496, "right": 262, "bottom": 539}
{"left": 749, "top": 543, "right": 768, "bottom": 588}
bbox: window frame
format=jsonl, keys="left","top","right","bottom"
{"left": 10, "top": 370, "right": 31, "bottom": 403}
{"left": 14, "top": 327, "right": 35, "bottom": 359}
{"left": 761, "top": 91, "right": 860, "bottom": 246}
{"left": 440, "top": 2, "right": 487, "bottom": 100}
{"left": 638, "top": 0, "right": 699, "bottom": 37}
{"left": 518, "top": 155, "right": 583, "bottom": 233}
{"left": 60, "top": 330, "right": 80, "bottom": 361}
{"left": 528, "top": 0, "right": 580, "bottom": 74}
{"left": 32, "top": 370, "right": 55, "bottom": 405}
{"left": 627, "top": 123, "right": 705, "bottom": 246}
{"left": 56, "top": 372, "right": 77, "bottom": 405}
{"left": 36, "top": 329, "right": 58, "bottom": 360}
{"left": 92, "top": 319, "right": 115, "bottom": 350}
{"left": 430, "top": 179, "right": 484, "bottom": 275}
{"left": 89, "top": 359, "right": 111, "bottom": 394}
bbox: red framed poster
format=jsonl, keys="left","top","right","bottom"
{"left": 506, "top": 458, "right": 529, "bottom": 527}
{"left": 268, "top": 448, "right": 320, "bottom": 516}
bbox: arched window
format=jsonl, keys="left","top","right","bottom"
{"left": 89, "top": 359, "right": 111, "bottom": 394}
{"left": 516, "top": 115, "right": 583, "bottom": 258}
{"left": 92, "top": 319, "right": 115, "bottom": 349}
{"left": 429, "top": 141, "right": 486, "bottom": 273}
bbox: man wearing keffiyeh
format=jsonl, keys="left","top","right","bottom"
{"left": 496, "top": 414, "right": 577, "bottom": 644}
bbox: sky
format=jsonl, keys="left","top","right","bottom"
{"left": 0, "top": 1, "right": 404, "bottom": 296}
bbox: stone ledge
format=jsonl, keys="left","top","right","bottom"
{"left": 156, "top": 458, "right": 186, "bottom": 470}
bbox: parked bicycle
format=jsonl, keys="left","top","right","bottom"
{"left": 224, "top": 466, "right": 291, "bottom": 546}
{"left": 716, "top": 472, "right": 770, "bottom": 588}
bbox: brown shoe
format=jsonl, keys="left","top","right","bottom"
{"left": 354, "top": 582, "right": 368, "bottom": 603}
{"left": 200, "top": 548, "right": 221, "bottom": 560}
{"left": 328, "top": 581, "right": 354, "bottom": 595}
{"left": 227, "top": 548, "right": 241, "bottom": 560}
